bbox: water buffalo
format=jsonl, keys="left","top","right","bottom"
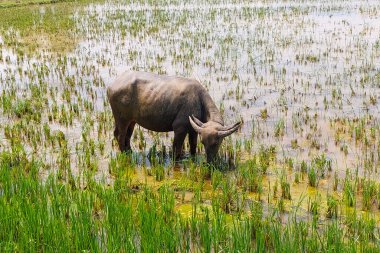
{"left": 107, "top": 71, "right": 241, "bottom": 162}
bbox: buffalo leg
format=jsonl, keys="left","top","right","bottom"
{"left": 189, "top": 130, "right": 198, "bottom": 156}
{"left": 173, "top": 128, "right": 187, "bottom": 160}
{"left": 115, "top": 120, "right": 130, "bottom": 152}
{"left": 125, "top": 121, "right": 136, "bottom": 151}
{"left": 113, "top": 127, "right": 119, "bottom": 143}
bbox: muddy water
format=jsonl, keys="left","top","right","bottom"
{"left": 1, "top": 0, "right": 380, "bottom": 219}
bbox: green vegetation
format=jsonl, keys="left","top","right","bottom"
{"left": 1, "top": 0, "right": 380, "bottom": 251}
{"left": 1, "top": 151, "right": 380, "bottom": 251}
{"left": 0, "top": 0, "right": 87, "bottom": 8}
{"left": 0, "top": 0, "right": 104, "bottom": 53}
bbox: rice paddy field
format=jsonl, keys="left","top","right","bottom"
{"left": 1, "top": 0, "right": 380, "bottom": 251}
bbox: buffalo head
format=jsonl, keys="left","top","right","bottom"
{"left": 189, "top": 115, "right": 241, "bottom": 163}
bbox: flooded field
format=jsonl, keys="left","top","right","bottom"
{"left": 1, "top": 0, "right": 380, "bottom": 251}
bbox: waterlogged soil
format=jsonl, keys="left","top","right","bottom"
{"left": 1, "top": 0, "right": 380, "bottom": 222}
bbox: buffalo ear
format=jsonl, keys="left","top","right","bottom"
{"left": 217, "top": 122, "right": 241, "bottom": 138}
{"left": 189, "top": 116, "right": 204, "bottom": 134}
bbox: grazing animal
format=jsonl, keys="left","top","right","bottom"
{"left": 107, "top": 71, "right": 241, "bottom": 162}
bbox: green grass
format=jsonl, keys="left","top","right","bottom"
{"left": 0, "top": 0, "right": 86, "bottom": 8}
{"left": 1, "top": 150, "right": 380, "bottom": 252}
{"left": 1, "top": 0, "right": 380, "bottom": 251}
{"left": 0, "top": 0, "right": 104, "bottom": 53}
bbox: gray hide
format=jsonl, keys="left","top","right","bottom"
{"left": 107, "top": 71, "right": 241, "bottom": 162}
